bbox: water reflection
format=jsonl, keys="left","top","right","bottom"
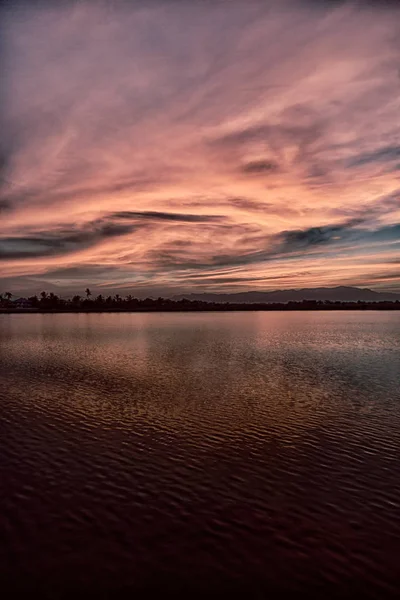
{"left": 0, "top": 312, "right": 399, "bottom": 596}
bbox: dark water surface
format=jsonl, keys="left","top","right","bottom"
{"left": 1, "top": 311, "right": 399, "bottom": 598}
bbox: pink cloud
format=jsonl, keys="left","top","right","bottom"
{"left": 1, "top": 0, "right": 399, "bottom": 295}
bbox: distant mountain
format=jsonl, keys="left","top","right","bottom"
{"left": 171, "top": 286, "right": 400, "bottom": 304}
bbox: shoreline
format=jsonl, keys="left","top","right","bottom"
{"left": 1, "top": 305, "right": 399, "bottom": 314}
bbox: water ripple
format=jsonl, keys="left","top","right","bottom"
{"left": 0, "top": 312, "right": 399, "bottom": 597}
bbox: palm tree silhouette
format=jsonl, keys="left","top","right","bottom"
{"left": 85, "top": 288, "right": 92, "bottom": 300}
{"left": 48, "top": 292, "right": 58, "bottom": 306}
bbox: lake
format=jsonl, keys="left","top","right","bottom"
{"left": 1, "top": 311, "right": 399, "bottom": 598}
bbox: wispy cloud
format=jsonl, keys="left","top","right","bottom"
{"left": 0, "top": 210, "right": 225, "bottom": 259}
{"left": 1, "top": 0, "right": 399, "bottom": 293}
{"left": 347, "top": 145, "right": 400, "bottom": 168}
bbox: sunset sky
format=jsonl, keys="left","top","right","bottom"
{"left": 1, "top": 0, "right": 399, "bottom": 297}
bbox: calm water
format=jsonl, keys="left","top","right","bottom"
{"left": 1, "top": 311, "right": 399, "bottom": 598}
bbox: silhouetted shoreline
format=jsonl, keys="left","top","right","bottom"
{"left": 1, "top": 301, "right": 399, "bottom": 313}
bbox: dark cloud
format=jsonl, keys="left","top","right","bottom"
{"left": 229, "top": 196, "right": 301, "bottom": 217}
{"left": 373, "top": 270, "right": 400, "bottom": 281}
{"left": 365, "top": 223, "right": 400, "bottom": 242}
{"left": 0, "top": 215, "right": 143, "bottom": 260}
{"left": 364, "top": 271, "right": 400, "bottom": 282}
{"left": 112, "top": 210, "right": 225, "bottom": 223}
{"left": 147, "top": 218, "right": 370, "bottom": 271}
{"left": 211, "top": 113, "right": 331, "bottom": 185}
{"left": 347, "top": 145, "right": 400, "bottom": 167}
{"left": 0, "top": 210, "right": 227, "bottom": 260}
{"left": 0, "top": 223, "right": 139, "bottom": 260}
{"left": 230, "top": 197, "right": 269, "bottom": 212}
{"left": 0, "top": 199, "right": 11, "bottom": 213}
{"left": 276, "top": 219, "right": 364, "bottom": 251}
{"left": 241, "top": 160, "right": 279, "bottom": 174}
{"left": 64, "top": 217, "right": 395, "bottom": 276}
{"left": 212, "top": 124, "right": 272, "bottom": 150}
{"left": 276, "top": 221, "right": 400, "bottom": 256}
{"left": 170, "top": 195, "right": 303, "bottom": 218}
{"left": 40, "top": 265, "right": 112, "bottom": 279}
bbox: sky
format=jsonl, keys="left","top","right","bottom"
{"left": 1, "top": 0, "right": 399, "bottom": 297}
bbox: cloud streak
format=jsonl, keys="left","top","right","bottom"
{"left": 0, "top": 210, "right": 225, "bottom": 259}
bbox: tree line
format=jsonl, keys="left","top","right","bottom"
{"left": 1, "top": 289, "right": 399, "bottom": 311}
